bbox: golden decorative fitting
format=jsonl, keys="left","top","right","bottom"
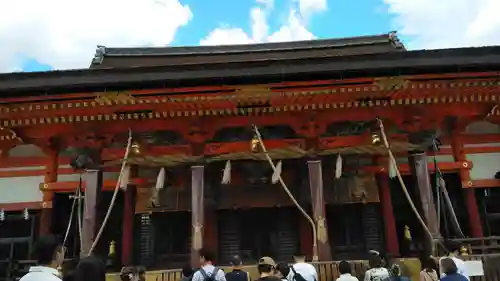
{"left": 94, "top": 91, "right": 135, "bottom": 105}
{"left": 371, "top": 133, "right": 381, "bottom": 144}
{"left": 374, "top": 77, "right": 410, "bottom": 91}
{"left": 131, "top": 141, "right": 141, "bottom": 155}
{"left": 462, "top": 162, "right": 468, "bottom": 168}
{"left": 234, "top": 86, "right": 271, "bottom": 101}
{"left": 251, "top": 135, "right": 260, "bottom": 152}
{"left": 460, "top": 245, "right": 469, "bottom": 256}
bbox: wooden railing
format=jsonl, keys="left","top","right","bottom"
{"left": 106, "top": 259, "right": 421, "bottom": 281}
{"left": 452, "top": 237, "right": 500, "bottom": 255}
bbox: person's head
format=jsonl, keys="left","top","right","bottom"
{"left": 441, "top": 258, "right": 458, "bottom": 275}
{"left": 258, "top": 256, "right": 277, "bottom": 277}
{"left": 338, "top": 261, "right": 351, "bottom": 275}
{"left": 199, "top": 248, "right": 215, "bottom": 266}
{"left": 136, "top": 265, "right": 146, "bottom": 281}
{"left": 419, "top": 255, "right": 437, "bottom": 272}
{"left": 75, "top": 256, "right": 106, "bottom": 281}
{"left": 230, "top": 255, "right": 243, "bottom": 269}
{"left": 33, "top": 234, "right": 64, "bottom": 267}
{"left": 293, "top": 252, "right": 306, "bottom": 263}
{"left": 120, "top": 266, "right": 138, "bottom": 281}
{"left": 62, "top": 271, "right": 75, "bottom": 281}
{"left": 276, "top": 263, "right": 290, "bottom": 278}
{"left": 388, "top": 264, "right": 401, "bottom": 277}
{"left": 368, "top": 254, "right": 382, "bottom": 269}
{"left": 444, "top": 240, "right": 460, "bottom": 256}
{"left": 182, "top": 264, "right": 194, "bottom": 278}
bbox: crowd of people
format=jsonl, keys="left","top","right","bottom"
{"left": 16, "top": 235, "right": 471, "bottom": 281}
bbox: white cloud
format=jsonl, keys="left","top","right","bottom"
{"left": 0, "top": 0, "right": 192, "bottom": 72}
{"left": 384, "top": 0, "right": 500, "bottom": 49}
{"left": 298, "top": 0, "right": 327, "bottom": 19}
{"left": 200, "top": 0, "right": 316, "bottom": 46}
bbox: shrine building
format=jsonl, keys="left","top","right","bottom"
{"left": 1, "top": 32, "right": 500, "bottom": 273}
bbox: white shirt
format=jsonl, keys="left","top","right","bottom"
{"left": 192, "top": 264, "right": 227, "bottom": 281}
{"left": 19, "top": 266, "right": 61, "bottom": 281}
{"left": 439, "top": 256, "right": 469, "bottom": 281}
{"left": 363, "top": 267, "right": 390, "bottom": 281}
{"left": 336, "top": 273, "right": 359, "bottom": 281}
{"left": 287, "top": 262, "right": 318, "bottom": 281}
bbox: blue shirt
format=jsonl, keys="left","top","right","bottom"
{"left": 440, "top": 273, "right": 468, "bottom": 281}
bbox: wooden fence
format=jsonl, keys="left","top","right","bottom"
{"left": 111, "top": 259, "right": 421, "bottom": 281}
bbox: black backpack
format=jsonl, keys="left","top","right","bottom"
{"left": 199, "top": 267, "right": 221, "bottom": 281}
{"left": 290, "top": 266, "right": 308, "bottom": 281}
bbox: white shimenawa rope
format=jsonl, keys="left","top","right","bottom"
{"left": 88, "top": 129, "right": 133, "bottom": 256}
{"left": 252, "top": 125, "right": 319, "bottom": 261}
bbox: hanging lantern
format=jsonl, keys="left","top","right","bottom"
{"left": 272, "top": 161, "right": 282, "bottom": 184}
{"left": 335, "top": 154, "right": 342, "bottom": 179}
{"left": 23, "top": 208, "right": 29, "bottom": 220}
{"left": 155, "top": 167, "right": 166, "bottom": 190}
{"left": 221, "top": 160, "right": 231, "bottom": 184}
{"left": 131, "top": 141, "right": 141, "bottom": 155}
{"left": 404, "top": 225, "right": 412, "bottom": 241}
{"left": 109, "top": 240, "right": 116, "bottom": 257}
{"left": 0, "top": 209, "right": 4, "bottom": 222}
{"left": 119, "top": 165, "right": 131, "bottom": 190}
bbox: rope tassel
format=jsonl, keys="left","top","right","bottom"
{"left": 119, "top": 165, "right": 131, "bottom": 190}
{"left": 272, "top": 160, "right": 282, "bottom": 184}
{"left": 335, "top": 154, "right": 342, "bottom": 179}
{"left": 155, "top": 167, "right": 166, "bottom": 190}
{"left": 221, "top": 160, "right": 231, "bottom": 184}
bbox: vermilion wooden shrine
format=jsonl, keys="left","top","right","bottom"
{"left": 2, "top": 32, "right": 500, "bottom": 275}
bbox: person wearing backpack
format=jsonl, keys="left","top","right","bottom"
{"left": 286, "top": 253, "right": 318, "bottom": 281}
{"left": 226, "top": 255, "right": 251, "bottom": 281}
{"left": 192, "top": 249, "right": 226, "bottom": 281}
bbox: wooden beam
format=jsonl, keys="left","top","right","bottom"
{"left": 40, "top": 178, "right": 148, "bottom": 193}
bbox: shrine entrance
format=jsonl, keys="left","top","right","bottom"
{"left": 218, "top": 207, "right": 299, "bottom": 264}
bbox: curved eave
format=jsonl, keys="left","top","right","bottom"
{"left": 1, "top": 46, "right": 500, "bottom": 97}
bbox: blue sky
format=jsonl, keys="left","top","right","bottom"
{"left": 0, "top": 0, "right": 497, "bottom": 73}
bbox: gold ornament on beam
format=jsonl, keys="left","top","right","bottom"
{"left": 373, "top": 77, "right": 410, "bottom": 91}
{"left": 94, "top": 91, "right": 135, "bottom": 105}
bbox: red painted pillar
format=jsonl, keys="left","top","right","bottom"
{"left": 376, "top": 169, "right": 399, "bottom": 256}
{"left": 40, "top": 149, "right": 58, "bottom": 235}
{"left": 121, "top": 166, "right": 137, "bottom": 266}
{"left": 451, "top": 135, "right": 483, "bottom": 237}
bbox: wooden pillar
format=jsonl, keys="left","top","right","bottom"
{"left": 307, "top": 160, "right": 332, "bottom": 261}
{"left": 40, "top": 149, "right": 58, "bottom": 235}
{"left": 191, "top": 165, "right": 204, "bottom": 266}
{"left": 81, "top": 169, "right": 103, "bottom": 257}
{"left": 451, "top": 136, "right": 483, "bottom": 237}
{"left": 121, "top": 166, "right": 137, "bottom": 266}
{"left": 375, "top": 169, "right": 400, "bottom": 256}
{"left": 408, "top": 152, "right": 440, "bottom": 252}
